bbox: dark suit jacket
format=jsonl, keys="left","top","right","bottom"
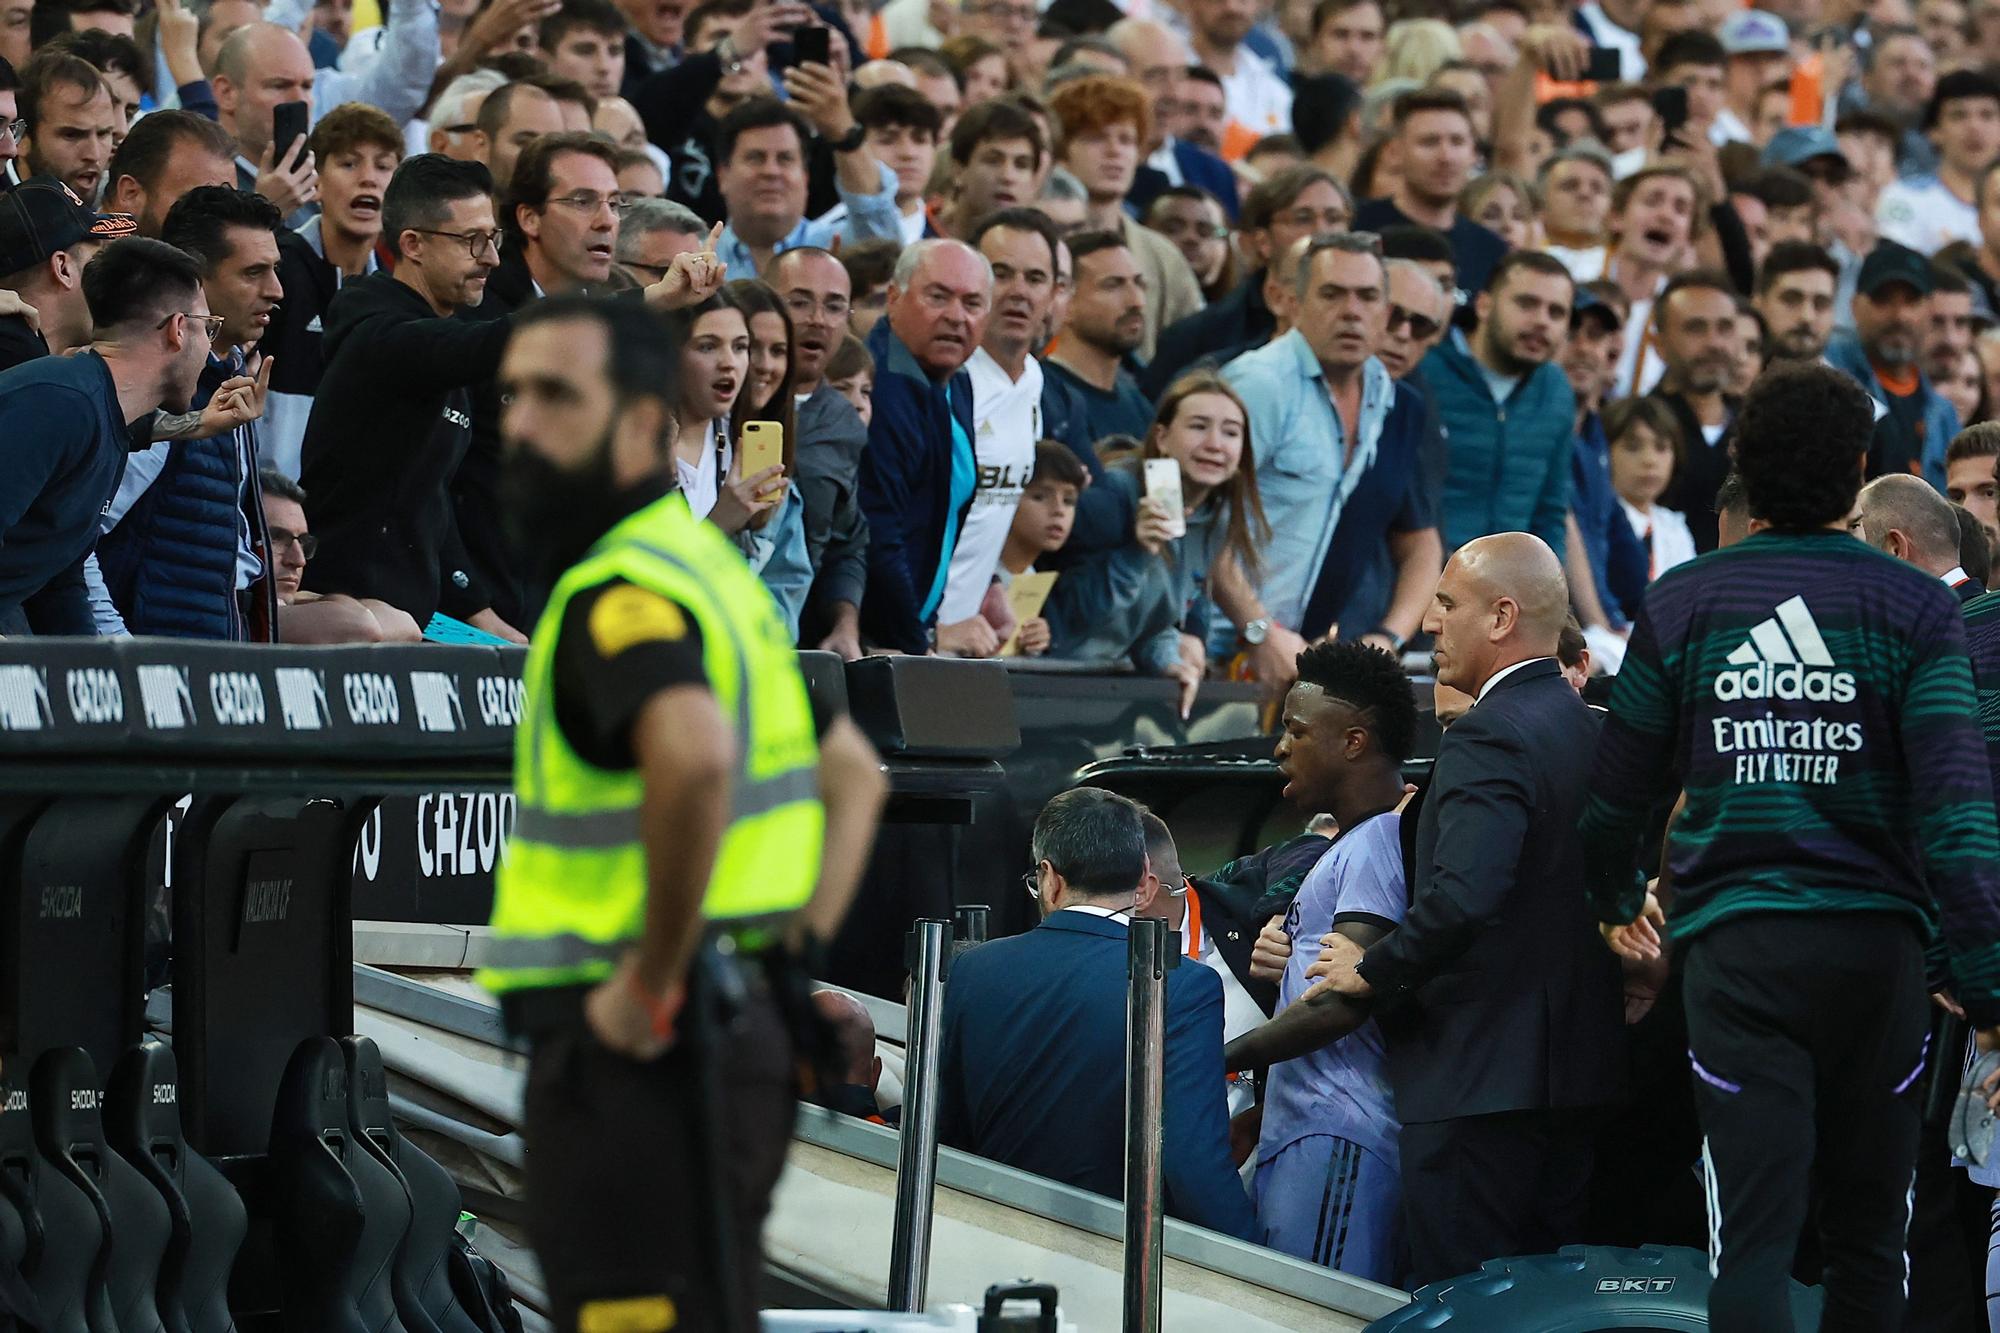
{"left": 1141, "top": 276, "right": 1274, "bottom": 399}
{"left": 1356, "top": 659, "right": 1625, "bottom": 1125}
{"left": 1955, "top": 575, "right": 1987, "bottom": 604}
{"left": 1128, "top": 139, "right": 1242, "bottom": 223}
{"left": 937, "top": 910, "right": 1259, "bottom": 1240}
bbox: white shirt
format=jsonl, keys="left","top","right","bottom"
{"left": 1575, "top": 3, "right": 1646, "bottom": 79}
{"left": 1060, "top": 903, "right": 1134, "bottom": 922}
{"left": 1710, "top": 108, "right": 1753, "bottom": 146}
{"left": 1545, "top": 244, "right": 1609, "bottom": 283}
{"left": 1185, "top": 898, "right": 1264, "bottom": 1118}
{"left": 1612, "top": 279, "right": 1668, "bottom": 400}
{"left": 1146, "top": 141, "right": 1185, "bottom": 187}
{"left": 938, "top": 348, "right": 1042, "bottom": 623}
{"left": 1216, "top": 47, "right": 1293, "bottom": 139}
{"left": 1618, "top": 498, "right": 1697, "bottom": 578}
{"left": 1944, "top": 566, "right": 1972, "bottom": 587}
{"left": 1877, "top": 174, "right": 1980, "bottom": 256}
{"left": 677, "top": 419, "right": 726, "bottom": 519}
{"left": 1476, "top": 655, "right": 1555, "bottom": 703}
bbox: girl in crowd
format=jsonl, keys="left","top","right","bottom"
{"left": 663, "top": 293, "right": 784, "bottom": 533}
{"left": 941, "top": 33, "right": 1011, "bottom": 102}
{"left": 723, "top": 280, "right": 814, "bottom": 637}
{"left": 1462, "top": 171, "right": 1536, "bottom": 251}
{"left": 1042, "top": 373, "right": 1269, "bottom": 717}
{"left": 1605, "top": 396, "right": 1695, "bottom": 583}
{"left": 1940, "top": 346, "right": 1990, "bottom": 428}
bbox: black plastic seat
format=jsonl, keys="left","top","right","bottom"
{"left": 341, "top": 1038, "right": 484, "bottom": 1333}
{"left": 31, "top": 1047, "right": 170, "bottom": 1333}
{"left": 104, "top": 1042, "right": 244, "bottom": 1333}
{"left": 266, "top": 1038, "right": 412, "bottom": 1333}
{"left": 0, "top": 1075, "right": 93, "bottom": 1333}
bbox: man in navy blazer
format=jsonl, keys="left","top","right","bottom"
{"left": 1310, "top": 533, "right": 1625, "bottom": 1284}
{"left": 937, "top": 788, "right": 1260, "bottom": 1240}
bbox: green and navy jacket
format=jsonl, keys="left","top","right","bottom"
{"left": 1580, "top": 528, "right": 2000, "bottom": 1026}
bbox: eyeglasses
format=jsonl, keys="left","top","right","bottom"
{"left": 159, "top": 311, "right": 226, "bottom": 340}
{"left": 0, "top": 118, "right": 23, "bottom": 143}
{"left": 546, "top": 190, "right": 634, "bottom": 216}
{"left": 413, "top": 227, "right": 505, "bottom": 257}
{"left": 784, "top": 291, "right": 853, "bottom": 320}
{"left": 1022, "top": 864, "right": 1045, "bottom": 901}
{"left": 1387, "top": 304, "right": 1442, "bottom": 341}
{"left": 265, "top": 526, "right": 319, "bottom": 559}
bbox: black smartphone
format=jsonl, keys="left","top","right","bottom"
{"left": 794, "top": 25, "right": 830, "bottom": 66}
{"left": 1652, "top": 85, "right": 1689, "bottom": 135}
{"left": 1584, "top": 46, "right": 1622, "bottom": 82}
{"left": 271, "top": 100, "right": 310, "bottom": 166}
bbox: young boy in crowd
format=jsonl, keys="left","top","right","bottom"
{"left": 995, "top": 440, "right": 1086, "bottom": 655}
{"left": 1605, "top": 397, "right": 1697, "bottom": 583}
{"left": 826, "top": 334, "right": 875, "bottom": 428}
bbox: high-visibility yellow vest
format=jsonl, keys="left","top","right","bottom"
{"left": 477, "top": 492, "right": 823, "bottom": 994}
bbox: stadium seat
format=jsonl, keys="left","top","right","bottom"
{"left": 266, "top": 1037, "right": 411, "bottom": 1333}
{"left": 30, "top": 1046, "right": 171, "bottom": 1333}
{"left": 104, "top": 1041, "right": 245, "bottom": 1333}
{"left": 342, "top": 1037, "right": 485, "bottom": 1333}
{"left": 0, "top": 1066, "right": 98, "bottom": 1333}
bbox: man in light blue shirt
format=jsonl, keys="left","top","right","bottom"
{"left": 1220, "top": 232, "right": 1440, "bottom": 674}
{"left": 713, "top": 70, "right": 902, "bottom": 276}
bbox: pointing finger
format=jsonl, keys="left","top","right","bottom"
{"left": 706, "top": 220, "right": 724, "bottom": 253}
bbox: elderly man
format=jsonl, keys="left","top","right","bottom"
{"left": 1310, "top": 531, "right": 1623, "bottom": 1286}
{"left": 1375, "top": 259, "right": 1449, "bottom": 381}
{"left": 856, "top": 238, "right": 993, "bottom": 655}
{"left": 1859, "top": 472, "right": 1986, "bottom": 601}
{"left": 1221, "top": 233, "right": 1440, "bottom": 691}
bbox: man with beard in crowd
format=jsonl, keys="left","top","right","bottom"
{"left": 1044, "top": 230, "right": 1154, "bottom": 443}
{"left": 1423, "top": 251, "right": 1578, "bottom": 555}
{"left": 18, "top": 51, "right": 114, "bottom": 202}
{"left": 1648, "top": 270, "right": 1742, "bottom": 553}
{"left": 1752, "top": 240, "right": 1840, "bottom": 366}
{"left": 1826, "top": 240, "right": 1961, "bottom": 488}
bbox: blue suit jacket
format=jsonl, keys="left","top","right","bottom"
{"left": 937, "top": 910, "right": 1259, "bottom": 1240}
{"left": 1128, "top": 139, "right": 1242, "bottom": 223}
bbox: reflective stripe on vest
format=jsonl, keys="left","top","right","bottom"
{"left": 477, "top": 496, "right": 822, "bottom": 993}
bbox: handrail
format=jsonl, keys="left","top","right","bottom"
{"left": 887, "top": 919, "right": 948, "bottom": 1310}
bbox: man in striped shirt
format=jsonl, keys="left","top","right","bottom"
{"left": 1581, "top": 362, "right": 2000, "bottom": 1333}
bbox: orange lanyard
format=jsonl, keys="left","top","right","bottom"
{"left": 1183, "top": 887, "right": 1203, "bottom": 959}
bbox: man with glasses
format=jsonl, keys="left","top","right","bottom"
{"left": 497, "top": 133, "right": 630, "bottom": 303}
{"left": 258, "top": 469, "right": 422, "bottom": 642}
{"left": 0, "top": 54, "right": 21, "bottom": 179}
{"left": 301, "top": 153, "right": 726, "bottom": 642}
{"left": 1372, "top": 257, "right": 1448, "bottom": 381}
{"left": 1220, "top": 232, "right": 1440, "bottom": 689}
{"left": 614, "top": 195, "right": 706, "bottom": 286}
{"left": 937, "top": 786, "right": 1259, "bottom": 1239}
{"left": 0, "top": 236, "right": 219, "bottom": 634}
{"left": 769, "top": 245, "right": 870, "bottom": 659}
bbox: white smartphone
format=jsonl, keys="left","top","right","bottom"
{"left": 1144, "top": 458, "right": 1186, "bottom": 539}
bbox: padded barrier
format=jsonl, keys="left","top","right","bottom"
{"left": 173, "top": 797, "right": 357, "bottom": 1159}
{"left": 844, "top": 657, "right": 1020, "bottom": 759}
{"left": 31, "top": 1046, "right": 171, "bottom": 1333}
{"left": 343, "top": 1037, "right": 483, "bottom": 1333}
{"left": 104, "top": 1041, "right": 244, "bottom": 1333}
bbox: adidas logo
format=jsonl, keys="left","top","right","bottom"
{"left": 1713, "top": 596, "right": 1857, "bottom": 703}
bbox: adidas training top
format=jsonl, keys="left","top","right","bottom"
{"left": 1579, "top": 528, "right": 2000, "bottom": 1026}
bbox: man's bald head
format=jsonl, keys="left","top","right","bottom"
{"left": 1858, "top": 475, "right": 1962, "bottom": 576}
{"left": 811, "top": 989, "right": 879, "bottom": 1088}
{"left": 1425, "top": 532, "right": 1570, "bottom": 693}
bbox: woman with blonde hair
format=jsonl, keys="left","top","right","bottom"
{"left": 1375, "top": 19, "right": 1461, "bottom": 88}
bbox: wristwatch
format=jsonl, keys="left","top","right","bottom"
{"left": 1370, "top": 626, "right": 1406, "bottom": 652}
{"left": 829, "top": 122, "right": 867, "bottom": 153}
{"left": 1242, "top": 618, "right": 1270, "bottom": 646}
{"left": 715, "top": 35, "right": 743, "bottom": 75}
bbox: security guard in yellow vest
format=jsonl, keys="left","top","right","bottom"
{"left": 481, "top": 295, "right": 886, "bottom": 1333}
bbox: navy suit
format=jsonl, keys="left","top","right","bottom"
{"left": 937, "top": 909, "right": 1259, "bottom": 1240}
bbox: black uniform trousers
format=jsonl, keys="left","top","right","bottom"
{"left": 1399, "top": 1106, "right": 1598, "bottom": 1286}
{"left": 1684, "top": 912, "right": 1929, "bottom": 1333}
{"left": 520, "top": 968, "right": 797, "bottom": 1333}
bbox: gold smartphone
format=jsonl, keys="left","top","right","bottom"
{"left": 739, "top": 421, "right": 785, "bottom": 495}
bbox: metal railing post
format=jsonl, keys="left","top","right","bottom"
{"left": 953, "top": 904, "right": 990, "bottom": 944}
{"left": 888, "top": 917, "right": 950, "bottom": 1310}
{"left": 1123, "top": 916, "right": 1168, "bottom": 1333}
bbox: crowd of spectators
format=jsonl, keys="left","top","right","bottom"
{"left": 11, "top": 0, "right": 2000, "bottom": 1306}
